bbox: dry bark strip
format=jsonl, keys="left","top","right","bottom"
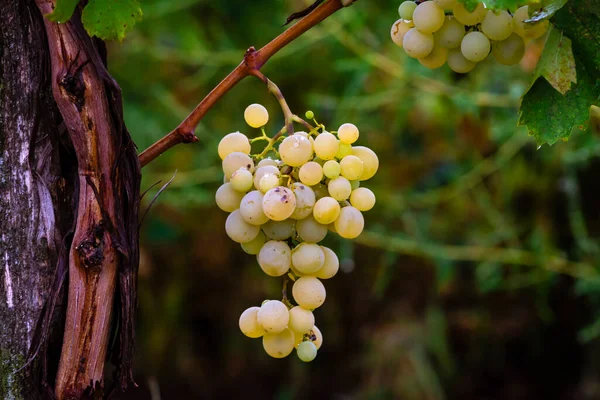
{"left": 34, "top": 1, "right": 141, "bottom": 398}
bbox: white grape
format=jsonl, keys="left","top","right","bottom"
{"left": 339, "top": 155, "right": 364, "bottom": 181}
{"left": 453, "top": 3, "right": 486, "bottom": 26}
{"left": 262, "top": 219, "right": 294, "bottom": 240}
{"left": 288, "top": 306, "right": 315, "bottom": 334}
{"left": 244, "top": 103, "right": 269, "bottom": 128}
{"left": 312, "top": 325, "right": 323, "bottom": 349}
{"left": 315, "top": 246, "right": 339, "bottom": 279}
{"left": 351, "top": 146, "right": 379, "bottom": 181}
{"left": 230, "top": 168, "right": 253, "bottom": 192}
{"left": 218, "top": 132, "right": 251, "bottom": 160}
{"left": 313, "top": 196, "right": 341, "bottom": 225}
{"left": 225, "top": 209, "right": 261, "bottom": 243}
{"left": 328, "top": 176, "right": 352, "bottom": 201}
{"left": 433, "top": 0, "right": 458, "bottom": 10}
{"left": 398, "top": 1, "right": 417, "bottom": 20}
{"left": 313, "top": 131, "right": 340, "bottom": 160}
{"left": 403, "top": 28, "right": 435, "bottom": 59}
{"left": 239, "top": 307, "right": 266, "bottom": 338}
{"left": 337, "top": 123, "right": 359, "bottom": 144}
{"left": 257, "top": 240, "right": 292, "bottom": 277}
{"left": 461, "top": 31, "right": 490, "bottom": 62}
{"left": 447, "top": 48, "right": 476, "bottom": 73}
{"left": 215, "top": 182, "right": 244, "bottom": 212}
{"left": 299, "top": 161, "right": 324, "bottom": 186}
{"left": 350, "top": 187, "right": 376, "bottom": 211}
{"left": 435, "top": 16, "right": 465, "bottom": 49}
{"left": 513, "top": 6, "right": 549, "bottom": 40}
{"left": 481, "top": 10, "right": 514, "bottom": 41}
{"left": 253, "top": 165, "right": 280, "bottom": 189}
{"left": 240, "top": 190, "right": 269, "bottom": 225}
{"left": 279, "top": 134, "right": 313, "bottom": 167}
{"left": 223, "top": 151, "right": 254, "bottom": 180}
{"left": 263, "top": 328, "right": 295, "bottom": 358}
{"left": 296, "top": 215, "right": 328, "bottom": 243}
{"left": 241, "top": 231, "right": 267, "bottom": 255}
{"left": 257, "top": 158, "right": 279, "bottom": 168}
{"left": 262, "top": 186, "right": 296, "bottom": 221}
{"left": 296, "top": 341, "right": 317, "bottom": 362}
{"left": 334, "top": 206, "right": 364, "bottom": 239}
{"left": 257, "top": 300, "right": 289, "bottom": 333}
{"left": 292, "top": 243, "right": 325, "bottom": 274}
{"left": 290, "top": 183, "right": 316, "bottom": 220}
{"left": 390, "top": 19, "right": 414, "bottom": 48}
{"left": 419, "top": 45, "right": 448, "bottom": 69}
{"left": 258, "top": 173, "right": 280, "bottom": 193}
{"left": 350, "top": 180, "right": 360, "bottom": 190}
{"left": 292, "top": 276, "right": 326, "bottom": 309}
{"left": 323, "top": 160, "right": 341, "bottom": 179}
{"left": 413, "top": 1, "right": 445, "bottom": 34}
{"left": 336, "top": 142, "right": 353, "bottom": 159}
{"left": 492, "top": 33, "right": 526, "bottom": 65}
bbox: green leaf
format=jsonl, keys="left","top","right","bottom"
{"left": 457, "top": 0, "right": 481, "bottom": 12}
{"left": 45, "top": 0, "right": 80, "bottom": 23}
{"left": 458, "top": 0, "right": 529, "bottom": 12}
{"left": 525, "top": 0, "right": 568, "bottom": 23}
{"left": 530, "top": 26, "right": 576, "bottom": 95}
{"left": 81, "top": 0, "right": 142, "bottom": 41}
{"left": 518, "top": 59, "right": 600, "bottom": 145}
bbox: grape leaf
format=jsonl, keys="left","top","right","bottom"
{"left": 45, "top": 0, "right": 80, "bottom": 23}
{"left": 529, "top": 26, "right": 576, "bottom": 95}
{"left": 518, "top": 59, "right": 599, "bottom": 145}
{"left": 81, "top": 0, "right": 142, "bottom": 41}
{"left": 458, "top": 0, "right": 528, "bottom": 12}
{"left": 525, "top": 0, "right": 569, "bottom": 23}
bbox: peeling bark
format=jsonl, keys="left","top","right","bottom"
{"left": 0, "top": 1, "right": 68, "bottom": 398}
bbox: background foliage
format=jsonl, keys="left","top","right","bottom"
{"left": 105, "top": 0, "right": 600, "bottom": 398}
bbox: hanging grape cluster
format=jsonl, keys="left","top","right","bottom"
{"left": 216, "top": 104, "right": 379, "bottom": 362}
{"left": 391, "top": 0, "right": 549, "bottom": 72}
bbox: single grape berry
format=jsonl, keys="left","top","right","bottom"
{"left": 297, "top": 341, "right": 318, "bottom": 362}
{"left": 305, "top": 110, "right": 315, "bottom": 119}
{"left": 244, "top": 103, "right": 269, "bottom": 128}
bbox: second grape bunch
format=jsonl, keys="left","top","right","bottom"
{"left": 391, "top": 0, "right": 549, "bottom": 72}
{"left": 217, "top": 104, "right": 379, "bottom": 362}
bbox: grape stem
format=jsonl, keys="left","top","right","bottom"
{"left": 250, "top": 70, "right": 295, "bottom": 136}
{"left": 138, "top": 0, "right": 355, "bottom": 168}
{"left": 281, "top": 275, "right": 294, "bottom": 308}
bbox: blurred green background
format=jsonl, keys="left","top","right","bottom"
{"left": 108, "top": 1, "right": 600, "bottom": 399}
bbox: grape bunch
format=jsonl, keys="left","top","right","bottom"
{"left": 390, "top": 0, "right": 549, "bottom": 72}
{"left": 216, "top": 103, "right": 378, "bottom": 362}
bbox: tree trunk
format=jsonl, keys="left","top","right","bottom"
{"left": 0, "top": 1, "right": 68, "bottom": 398}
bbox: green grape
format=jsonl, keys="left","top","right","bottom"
{"left": 239, "top": 307, "right": 266, "bottom": 338}
{"left": 419, "top": 45, "right": 448, "bottom": 69}
{"left": 263, "top": 328, "right": 295, "bottom": 358}
{"left": 288, "top": 306, "right": 315, "bottom": 334}
{"left": 244, "top": 103, "right": 269, "bottom": 128}
{"left": 403, "top": 28, "right": 434, "bottom": 59}
{"left": 218, "top": 131, "right": 251, "bottom": 160}
{"left": 262, "top": 186, "right": 296, "bottom": 221}
{"left": 292, "top": 276, "right": 326, "bottom": 309}
{"left": 292, "top": 243, "right": 325, "bottom": 274}
{"left": 312, "top": 183, "right": 329, "bottom": 200}
{"left": 297, "top": 341, "right": 318, "bottom": 362}
{"left": 350, "top": 187, "right": 376, "bottom": 211}
{"left": 299, "top": 161, "right": 324, "bottom": 186}
{"left": 253, "top": 165, "right": 280, "bottom": 190}
{"left": 351, "top": 146, "right": 379, "bottom": 181}
{"left": 337, "top": 123, "right": 359, "bottom": 144}
{"left": 398, "top": 1, "right": 417, "bottom": 20}
{"left": 215, "top": 182, "right": 244, "bottom": 212}
{"left": 225, "top": 209, "right": 261, "bottom": 243}
{"left": 296, "top": 215, "right": 328, "bottom": 243}
{"left": 481, "top": 10, "right": 514, "bottom": 41}
{"left": 513, "top": 6, "right": 549, "bottom": 40}
{"left": 413, "top": 1, "right": 445, "bottom": 34}
{"left": 240, "top": 190, "right": 269, "bottom": 225}
{"left": 433, "top": 0, "right": 458, "bottom": 10}
{"left": 313, "top": 131, "right": 339, "bottom": 160}
{"left": 452, "top": 3, "right": 486, "bottom": 26}
{"left": 336, "top": 142, "right": 353, "bottom": 159}
{"left": 334, "top": 206, "right": 364, "bottom": 239}
{"left": 258, "top": 240, "right": 292, "bottom": 276}
{"left": 222, "top": 151, "right": 254, "bottom": 180}
{"left": 290, "top": 182, "right": 316, "bottom": 220}
{"left": 262, "top": 219, "right": 295, "bottom": 240}
{"left": 492, "top": 33, "right": 525, "bottom": 65}
{"left": 435, "top": 16, "right": 465, "bottom": 49}
{"left": 447, "top": 48, "right": 477, "bottom": 73}
{"left": 315, "top": 246, "right": 339, "bottom": 279}
{"left": 323, "top": 160, "right": 341, "bottom": 179}
{"left": 461, "top": 31, "right": 490, "bottom": 62}
{"left": 230, "top": 167, "right": 253, "bottom": 192}
{"left": 279, "top": 134, "right": 314, "bottom": 167}
{"left": 390, "top": 19, "right": 415, "bottom": 48}
{"left": 350, "top": 180, "right": 360, "bottom": 190}
{"left": 241, "top": 231, "right": 267, "bottom": 255}
{"left": 258, "top": 173, "right": 280, "bottom": 193}
{"left": 305, "top": 110, "right": 314, "bottom": 119}
{"left": 339, "top": 155, "right": 364, "bottom": 181}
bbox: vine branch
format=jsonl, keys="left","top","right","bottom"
{"left": 139, "top": 0, "right": 351, "bottom": 168}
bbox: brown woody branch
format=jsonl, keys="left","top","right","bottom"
{"left": 138, "top": 0, "right": 350, "bottom": 167}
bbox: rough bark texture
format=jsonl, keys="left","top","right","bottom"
{"left": 0, "top": 1, "right": 67, "bottom": 398}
